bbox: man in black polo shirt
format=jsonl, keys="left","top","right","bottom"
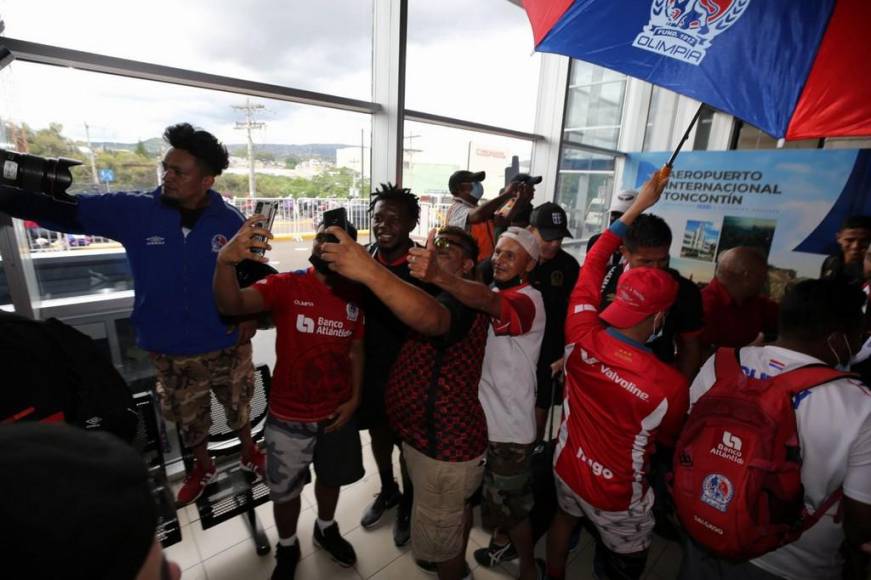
{"left": 599, "top": 213, "right": 703, "bottom": 379}
{"left": 527, "top": 202, "right": 580, "bottom": 440}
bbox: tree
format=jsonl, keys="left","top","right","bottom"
{"left": 26, "top": 123, "right": 81, "bottom": 159}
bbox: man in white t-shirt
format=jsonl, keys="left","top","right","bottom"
{"left": 423, "top": 226, "right": 545, "bottom": 580}
{"left": 681, "top": 278, "right": 871, "bottom": 580}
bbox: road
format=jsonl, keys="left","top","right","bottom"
{"left": 266, "top": 233, "right": 373, "bottom": 273}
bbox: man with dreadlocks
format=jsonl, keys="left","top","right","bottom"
{"left": 357, "top": 183, "right": 435, "bottom": 547}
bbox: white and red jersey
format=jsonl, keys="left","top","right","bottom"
{"left": 555, "top": 224, "right": 688, "bottom": 512}
{"left": 478, "top": 283, "right": 546, "bottom": 445}
{"left": 254, "top": 268, "right": 364, "bottom": 422}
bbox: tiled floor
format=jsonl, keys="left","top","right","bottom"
{"left": 166, "top": 432, "right": 683, "bottom": 579}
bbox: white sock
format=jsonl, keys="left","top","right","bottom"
{"left": 317, "top": 518, "right": 335, "bottom": 531}
{"left": 278, "top": 534, "right": 298, "bottom": 547}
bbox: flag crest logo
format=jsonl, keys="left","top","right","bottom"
{"left": 632, "top": 0, "right": 750, "bottom": 65}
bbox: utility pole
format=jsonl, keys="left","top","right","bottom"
{"left": 233, "top": 99, "right": 265, "bottom": 197}
{"left": 83, "top": 123, "right": 100, "bottom": 188}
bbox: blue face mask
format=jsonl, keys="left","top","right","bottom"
{"left": 470, "top": 182, "right": 484, "bottom": 200}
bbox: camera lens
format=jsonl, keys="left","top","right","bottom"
{"left": 0, "top": 149, "right": 81, "bottom": 197}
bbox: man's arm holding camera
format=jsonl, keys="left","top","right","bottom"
{"left": 0, "top": 184, "right": 82, "bottom": 232}
{"left": 468, "top": 182, "right": 519, "bottom": 225}
{"left": 320, "top": 227, "right": 452, "bottom": 336}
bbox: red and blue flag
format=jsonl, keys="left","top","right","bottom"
{"left": 523, "top": 0, "right": 871, "bottom": 140}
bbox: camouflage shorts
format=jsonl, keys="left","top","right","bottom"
{"left": 151, "top": 342, "right": 255, "bottom": 448}
{"left": 481, "top": 441, "right": 535, "bottom": 530}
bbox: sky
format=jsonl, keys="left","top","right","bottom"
{"left": 0, "top": 0, "right": 541, "bottom": 151}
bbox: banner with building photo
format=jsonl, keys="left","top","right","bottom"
{"left": 620, "top": 149, "right": 871, "bottom": 298}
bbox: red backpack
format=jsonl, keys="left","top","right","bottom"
{"left": 672, "top": 347, "right": 853, "bottom": 560}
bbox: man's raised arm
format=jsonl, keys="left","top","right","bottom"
{"left": 320, "top": 227, "right": 452, "bottom": 337}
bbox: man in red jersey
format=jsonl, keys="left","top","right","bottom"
{"left": 213, "top": 216, "right": 364, "bottom": 580}
{"left": 545, "top": 169, "right": 688, "bottom": 580}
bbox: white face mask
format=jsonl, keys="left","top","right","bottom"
{"left": 647, "top": 312, "right": 665, "bottom": 344}
{"left": 827, "top": 333, "right": 856, "bottom": 371}
{"left": 470, "top": 181, "right": 484, "bottom": 200}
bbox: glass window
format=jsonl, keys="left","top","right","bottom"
{"left": 731, "top": 122, "right": 821, "bottom": 150}
{"left": 642, "top": 86, "right": 679, "bottom": 152}
{"left": 563, "top": 60, "right": 626, "bottom": 150}
{"left": 0, "top": 60, "right": 372, "bottom": 303}
{"left": 402, "top": 120, "right": 533, "bottom": 238}
{"left": 406, "top": 0, "right": 540, "bottom": 132}
{"left": 555, "top": 171, "right": 615, "bottom": 243}
{"left": 691, "top": 105, "right": 717, "bottom": 150}
{"left": 556, "top": 60, "right": 625, "bottom": 253}
{"left": 0, "top": 0, "right": 374, "bottom": 100}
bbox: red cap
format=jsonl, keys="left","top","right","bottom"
{"left": 600, "top": 267, "right": 679, "bottom": 329}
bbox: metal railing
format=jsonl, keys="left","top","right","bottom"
{"left": 22, "top": 197, "right": 453, "bottom": 252}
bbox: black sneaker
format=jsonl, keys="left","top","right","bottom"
{"left": 393, "top": 501, "right": 411, "bottom": 547}
{"left": 473, "top": 540, "right": 518, "bottom": 567}
{"left": 360, "top": 485, "right": 401, "bottom": 528}
{"left": 415, "top": 559, "right": 471, "bottom": 577}
{"left": 313, "top": 522, "right": 357, "bottom": 567}
{"left": 271, "top": 542, "right": 301, "bottom": 580}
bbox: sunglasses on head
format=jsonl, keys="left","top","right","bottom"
{"left": 434, "top": 236, "right": 474, "bottom": 257}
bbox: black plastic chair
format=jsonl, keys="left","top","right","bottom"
{"left": 179, "top": 364, "right": 273, "bottom": 556}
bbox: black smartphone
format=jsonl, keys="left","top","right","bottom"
{"left": 321, "top": 207, "right": 348, "bottom": 243}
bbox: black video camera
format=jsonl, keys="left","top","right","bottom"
{"left": 0, "top": 149, "right": 82, "bottom": 203}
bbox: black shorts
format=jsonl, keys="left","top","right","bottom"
{"left": 356, "top": 379, "right": 388, "bottom": 430}
{"left": 264, "top": 415, "right": 364, "bottom": 503}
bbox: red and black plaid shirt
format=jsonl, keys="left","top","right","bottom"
{"left": 385, "top": 293, "right": 489, "bottom": 462}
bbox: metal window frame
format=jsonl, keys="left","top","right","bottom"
{"left": 0, "top": 37, "right": 381, "bottom": 114}
{"left": 0, "top": 7, "right": 556, "bottom": 319}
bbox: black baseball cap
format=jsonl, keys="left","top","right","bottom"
{"left": 448, "top": 170, "right": 486, "bottom": 194}
{"left": 511, "top": 173, "right": 543, "bottom": 185}
{"left": 531, "top": 202, "right": 572, "bottom": 241}
{"left": 0, "top": 423, "right": 158, "bottom": 579}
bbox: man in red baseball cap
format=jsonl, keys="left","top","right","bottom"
{"left": 545, "top": 169, "right": 689, "bottom": 580}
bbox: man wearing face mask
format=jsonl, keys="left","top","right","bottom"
{"left": 0, "top": 123, "right": 264, "bottom": 507}
{"left": 683, "top": 278, "right": 871, "bottom": 580}
{"left": 446, "top": 170, "right": 527, "bottom": 263}
{"left": 213, "top": 217, "right": 365, "bottom": 579}
{"left": 546, "top": 169, "right": 688, "bottom": 580}
{"left": 599, "top": 213, "right": 704, "bottom": 380}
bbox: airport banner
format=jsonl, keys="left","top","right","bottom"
{"left": 620, "top": 149, "right": 871, "bottom": 294}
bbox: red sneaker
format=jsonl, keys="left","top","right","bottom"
{"left": 240, "top": 445, "right": 266, "bottom": 480}
{"left": 176, "top": 460, "right": 216, "bottom": 506}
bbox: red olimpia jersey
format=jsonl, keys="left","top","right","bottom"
{"left": 254, "top": 268, "right": 364, "bottom": 422}
{"left": 556, "top": 227, "right": 688, "bottom": 512}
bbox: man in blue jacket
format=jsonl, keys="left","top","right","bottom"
{"left": 0, "top": 123, "right": 264, "bottom": 505}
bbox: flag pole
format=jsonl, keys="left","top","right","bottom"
{"left": 666, "top": 104, "right": 705, "bottom": 168}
